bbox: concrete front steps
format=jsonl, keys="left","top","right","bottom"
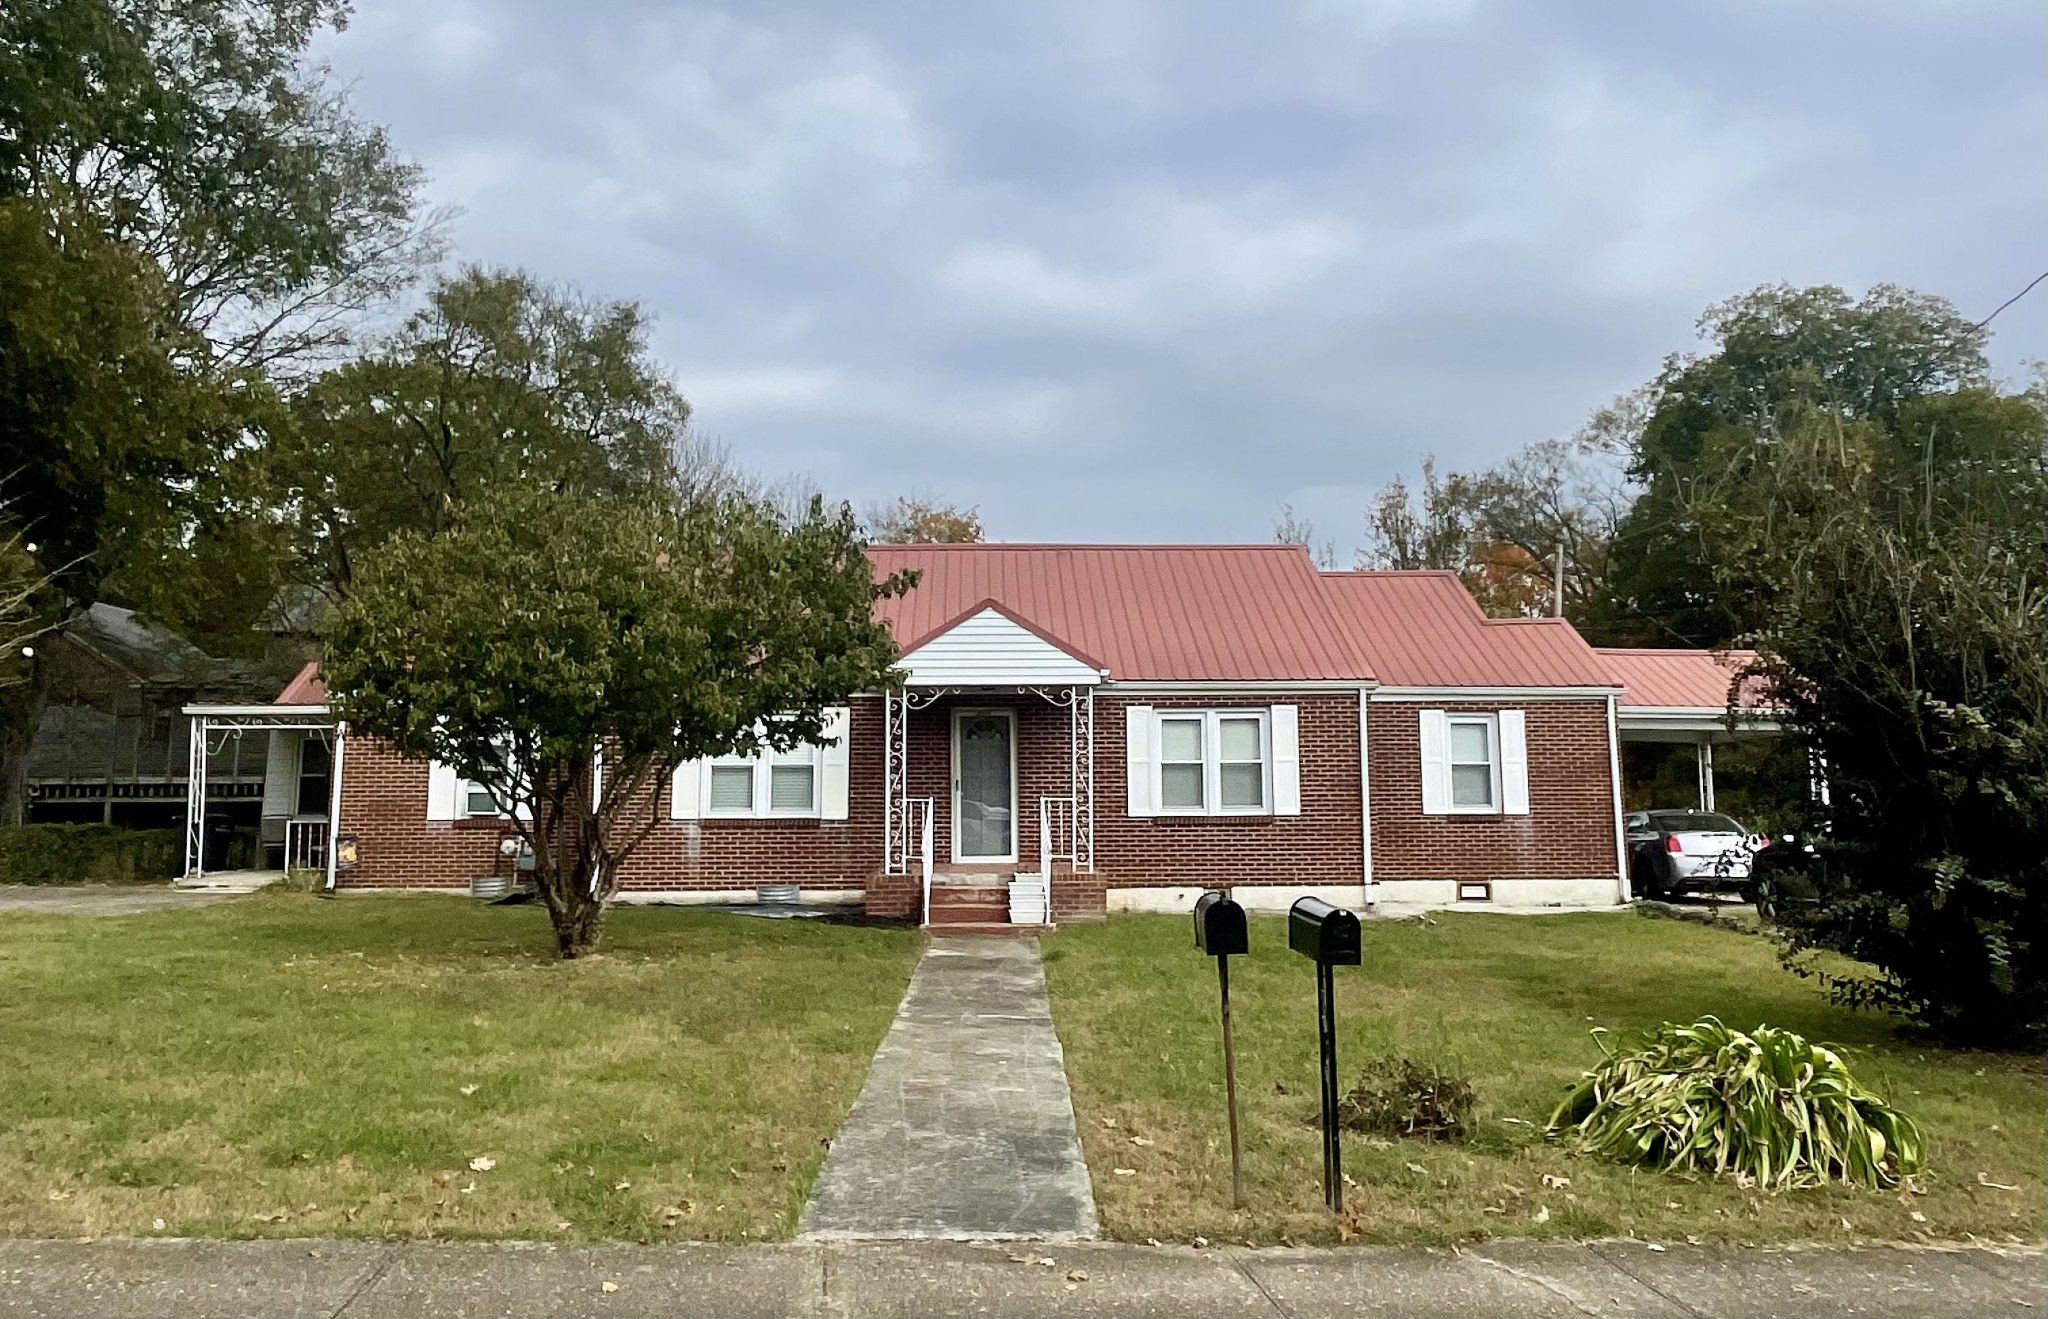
{"left": 925, "top": 875, "right": 1051, "bottom": 933}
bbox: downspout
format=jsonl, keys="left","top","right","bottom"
{"left": 322, "top": 720, "right": 346, "bottom": 895}
{"left": 1358, "top": 687, "right": 1375, "bottom": 908}
{"left": 1606, "top": 695, "right": 1629, "bottom": 903}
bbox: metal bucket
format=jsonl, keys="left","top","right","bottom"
{"left": 756, "top": 883, "right": 801, "bottom": 905}
{"left": 471, "top": 874, "right": 511, "bottom": 900}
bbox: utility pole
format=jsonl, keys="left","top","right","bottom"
{"left": 1552, "top": 542, "right": 1567, "bottom": 618}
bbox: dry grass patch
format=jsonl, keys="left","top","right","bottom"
{"left": 0, "top": 892, "right": 920, "bottom": 1241}
{"left": 1042, "top": 911, "right": 2045, "bottom": 1248}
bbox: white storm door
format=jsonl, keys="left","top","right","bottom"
{"left": 952, "top": 709, "right": 1017, "bottom": 862}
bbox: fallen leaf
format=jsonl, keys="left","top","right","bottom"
{"left": 613, "top": 1180, "right": 632, "bottom": 1191}
{"left": 600, "top": 1281, "right": 618, "bottom": 1294}
{"left": 554, "top": 1220, "right": 572, "bottom": 1230}
{"left": 459, "top": 1181, "right": 477, "bottom": 1195}
{"left": 1541, "top": 1174, "right": 1571, "bottom": 1190}
{"left": 1037, "top": 1256, "right": 1058, "bottom": 1268}
{"left": 151, "top": 1218, "right": 166, "bottom": 1231}
{"left": 1910, "top": 1211, "right": 1928, "bottom": 1223}
{"left": 1977, "top": 1173, "right": 2021, "bottom": 1191}
{"left": 1192, "top": 1236, "right": 1209, "bottom": 1248}
{"left": 1341, "top": 1173, "right": 1358, "bottom": 1189}
{"left": 1065, "top": 1269, "right": 1088, "bottom": 1283}
{"left": 1112, "top": 1167, "right": 1136, "bottom": 1177}
{"left": 430, "top": 1172, "right": 453, "bottom": 1188}
{"left": 1840, "top": 1218, "right": 1853, "bottom": 1230}
{"left": 45, "top": 1189, "right": 72, "bottom": 1202}
{"left": 1006, "top": 1253, "right": 1032, "bottom": 1264}
{"left": 468, "top": 1156, "right": 496, "bottom": 1173}
{"left": 1405, "top": 1162, "right": 1427, "bottom": 1175}
{"left": 1533, "top": 1206, "right": 1550, "bottom": 1224}
{"left": 1646, "top": 1243, "right": 1666, "bottom": 1253}
{"left": 1100, "top": 1117, "right": 1118, "bottom": 1128}
{"left": 1128, "top": 1136, "right": 1154, "bottom": 1147}
{"left": 1667, "top": 1201, "right": 1681, "bottom": 1210}
{"left": 1500, "top": 1116, "right": 1533, "bottom": 1126}
{"left": 459, "top": 1084, "right": 479, "bottom": 1096}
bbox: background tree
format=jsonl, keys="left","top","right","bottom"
{"left": 0, "top": 0, "right": 437, "bottom": 371}
{"left": 0, "top": 199, "right": 259, "bottom": 818}
{"left": 323, "top": 486, "right": 914, "bottom": 957}
{"left": 1272, "top": 503, "right": 1336, "bottom": 567}
{"left": 1596, "top": 284, "right": 1988, "bottom": 646}
{"left": 271, "top": 267, "right": 690, "bottom": 595}
{"left": 865, "top": 493, "right": 983, "bottom": 544}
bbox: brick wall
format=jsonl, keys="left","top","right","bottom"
{"left": 335, "top": 738, "right": 512, "bottom": 888}
{"left": 1091, "top": 693, "right": 1365, "bottom": 895}
{"left": 1367, "top": 698, "right": 1619, "bottom": 881}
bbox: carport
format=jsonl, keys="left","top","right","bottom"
{"left": 1597, "top": 648, "right": 1780, "bottom": 810}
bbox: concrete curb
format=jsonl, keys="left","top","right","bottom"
{"left": 0, "top": 1237, "right": 2038, "bottom": 1318}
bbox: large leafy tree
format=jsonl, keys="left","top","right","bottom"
{"left": 1, "top": 0, "right": 434, "bottom": 371}
{"left": 0, "top": 199, "right": 260, "bottom": 816}
{"left": 1684, "top": 383, "right": 2046, "bottom": 1042}
{"left": 324, "top": 486, "right": 913, "bottom": 958}
{"left": 272, "top": 267, "right": 689, "bottom": 594}
{"left": 1597, "top": 284, "right": 1987, "bottom": 646}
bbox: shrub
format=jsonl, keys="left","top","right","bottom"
{"left": 1546, "top": 1017, "right": 1923, "bottom": 1190}
{"left": 0, "top": 824, "right": 180, "bottom": 885}
{"left": 1336, "top": 1058, "right": 1476, "bottom": 1142}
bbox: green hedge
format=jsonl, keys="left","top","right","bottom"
{"left": 0, "top": 824, "right": 181, "bottom": 885}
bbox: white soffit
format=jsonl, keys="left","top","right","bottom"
{"left": 899, "top": 607, "right": 1102, "bottom": 687}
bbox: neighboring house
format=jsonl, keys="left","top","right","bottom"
{"left": 26, "top": 605, "right": 273, "bottom": 855}
{"left": 1596, "top": 647, "right": 1779, "bottom": 814}
{"left": 216, "top": 544, "right": 1778, "bottom": 923}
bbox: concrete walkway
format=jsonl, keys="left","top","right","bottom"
{"left": 0, "top": 1238, "right": 2038, "bottom": 1317}
{"left": 0, "top": 885, "right": 242, "bottom": 916}
{"left": 799, "top": 936, "right": 1100, "bottom": 1241}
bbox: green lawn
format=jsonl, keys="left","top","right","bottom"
{"left": 0, "top": 892, "right": 921, "bottom": 1242}
{"left": 1041, "top": 911, "right": 2045, "bottom": 1248}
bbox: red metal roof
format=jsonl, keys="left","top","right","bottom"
{"left": 276, "top": 660, "right": 327, "bottom": 705}
{"left": 868, "top": 543, "right": 1370, "bottom": 681}
{"left": 1594, "top": 647, "right": 1768, "bottom": 711}
{"left": 1317, "top": 571, "right": 1619, "bottom": 688}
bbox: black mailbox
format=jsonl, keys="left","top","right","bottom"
{"left": 1193, "top": 890, "right": 1249, "bottom": 957}
{"left": 1288, "top": 897, "right": 1362, "bottom": 966}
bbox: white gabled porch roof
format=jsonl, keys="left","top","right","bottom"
{"left": 895, "top": 599, "right": 1106, "bottom": 688}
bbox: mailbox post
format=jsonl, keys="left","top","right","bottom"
{"left": 1288, "top": 896, "right": 1362, "bottom": 1213}
{"left": 1193, "top": 890, "right": 1250, "bottom": 1208}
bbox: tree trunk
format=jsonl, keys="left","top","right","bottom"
{"left": 0, "top": 653, "right": 52, "bottom": 826}
{"left": 530, "top": 763, "right": 611, "bottom": 958}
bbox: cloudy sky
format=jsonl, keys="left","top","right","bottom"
{"left": 317, "top": 1, "right": 2047, "bottom": 555}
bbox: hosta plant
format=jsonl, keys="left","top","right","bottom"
{"left": 1546, "top": 1017, "right": 1923, "bottom": 1190}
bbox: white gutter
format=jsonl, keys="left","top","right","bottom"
{"left": 322, "top": 721, "right": 347, "bottom": 894}
{"left": 1358, "top": 687, "right": 1375, "bottom": 907}
{"left": 1606, "top": 694, "right": 1629, "bottom": 903}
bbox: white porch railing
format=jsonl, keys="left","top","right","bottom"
{"left": 284, "top": 817, "right": 330, "bottom": 871}
{"left": 909, "top": 796, "right": 935, "bottom": 927}
{"left": 1037, "top": 796, "right": 1076, "bottom": 877}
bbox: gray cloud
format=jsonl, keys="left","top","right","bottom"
{"left": 318, "top": 0, "right": 2047, "bottom": 554}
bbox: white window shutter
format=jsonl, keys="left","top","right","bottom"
{"left": 1498, "top": 709, "right": 1530, "bottom": 815}
{"left": 820, "top": 706, "right": 851, "bottom": 821}
{"left": 426, "top": 761, "right": 460, "bottom": 821}
{"left": 1418, "top": 709, "right": 1450, "bottom": 815}
{"left": 1270, "top": 704, "right": 1301, "bottom": 816}
{"left": 1125, "top": 704, "right": 1155, "bottom": 816}
{"left": 670, "top": 761, "right": 702, "bottom": 820}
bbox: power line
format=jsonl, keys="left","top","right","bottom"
{"left": 1974, "top": 270, "right": 2048, "bottom": 330}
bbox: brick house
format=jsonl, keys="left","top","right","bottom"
{"left": 199, "top": 543, "right": 1770, "bottom": 923}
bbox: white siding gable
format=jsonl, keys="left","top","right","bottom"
{"left": 899, "top": 607, "right": 1101, "bottom": 686}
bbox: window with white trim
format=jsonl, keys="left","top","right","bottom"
{"left": 705, "top": 741, "right": 823, "bottom": 818}
{"left": 1447, "top": 714, "right": 1499, "bottom": 811}
{"left": 1155, "top": 709, "right": 1269, "bottom": 816}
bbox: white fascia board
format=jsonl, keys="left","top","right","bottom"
{"left": 182, "top": 703, "right": 334, "bottom": 719}
{"left": 1618, "top": 707, "right": 1783, "bottom": 735}
{"left": 1102, "top": 679, "right": 1377, "bottom": 694}
{"left": 1370, "top": 685, "right": 1622, "bottom": 701}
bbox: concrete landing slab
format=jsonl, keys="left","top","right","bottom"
{"left": 799, "top": 936, "right": 1100, "bottom": 1242}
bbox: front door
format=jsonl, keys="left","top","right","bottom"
{"left": 952, "top": 709, "right": 1017, "bottom": 862}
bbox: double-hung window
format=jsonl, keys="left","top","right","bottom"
{"left": 1447, "top": 715, "right": 1498, "bottom": 810}
{"left": 705, "top": 742, "right": 822, "bottom": 818}
{"left": 1155, "top": 709, "right": 1269, "bottom": 816}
